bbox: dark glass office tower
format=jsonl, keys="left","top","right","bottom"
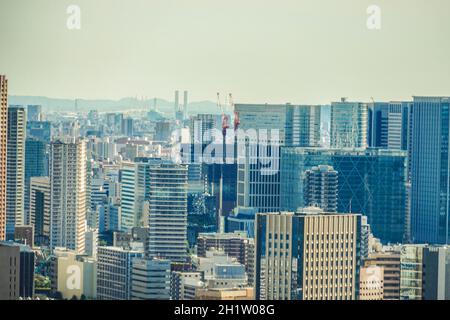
{"left": 280, "top": 147, "right": 408, "bottom": 243}
{"left": 410, "top": 96, "right": 450, "bottom": 244}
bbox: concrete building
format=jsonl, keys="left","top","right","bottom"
{"left": 6, "top": 105, "right": 26, "bottom": 239}
{"left": 255, "top": 208, "right": 361, "bottom": 300}
{"left": 303, "top": 165, "right": 338, "bottom": 212}
{"left": 400, "top": 244, "right": 425, "bottom": 300}
{"left": 29, "top": 177, "right": 50, "bottom": 246}
{"left": 235, "top": 103, "right": 321, "bottom": 214}
{"left": 131, "top": 257, "right": 171, "bottom": 300}
{"left": 50, "top": 139, "right": 87, "bottom": 254}
{"left": 50, "top": 248, "right": 97, "bottom": 299}
{"left": 330, "top": 99, "right": 368, "bottom": 148}
{"left": 0, "top": 242, "right": 20, "bottom": 299}
{"left": 364, "top": 249, "right": 401, "bottom": 300}
{"left": 359, "top": 265, "right": 384, "bottom": 300}
{"left": 281, "top": 147, "right": 408, "bottom": 244}
{"left": 0, "top": 241, "right": 34, "bottom": 299}
{"left": 96, "top": 245, "right": 144, "bottom": 300}
{"left": 170, "top": 271, "right": 203, "bottom": 300}
{"left": 0, "top": 75, "right": 7, "bottom": 241}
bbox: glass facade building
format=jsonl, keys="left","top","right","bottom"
{"left": 410, "top": 96, "right": 450, "bottom": 244}
{"left": 280, "top": 147, "right": 408, "bottom": 243}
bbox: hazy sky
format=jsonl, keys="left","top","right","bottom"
{"left": 1, "top": 0, "right": 449, "bottom": 104}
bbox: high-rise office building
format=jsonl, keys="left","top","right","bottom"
{"left": 422, "top": 245, "right": 450, "bottom": 300}
{"left": 235, "top": 103, "right": 321, "bottom": 214}
{"left": 255, "top": 208, "right": 361, "bottom": 300}
{"left": 183, "top": 90, "right": 188, "bottom": 121}
{"left": 131, "top": 257, "right": 171, "bottom": 300}
{"left": 303, "top": 165, "right": 338, "bottom": 212}
{"left": 97, "top": 245, "right": 144, "bottom": 300}
{"left": 189, "top": 114, "right": 220, "bottom": 144}
{"left": 235, "top": 103, "right": 321, "bottom": 147}
{"left": 0, "top": 75, "right": 7, "bottom": 241}
{"left": 30, "top": 177, "right": 51, "bottom": 246}
{"left": 330, "top": 99, "right": 368, "bottom": 148}
{"left": 6, "top": 105, "right": 26, "bottom": 239}
{"left": 24, "top": 137, "right": 47, "bottom": 225}
{"left": 410, "top": 96, "right": 450, "bottom": 244}
{"left": 280, "top": 147, "right": 408, "bottom": 244}
{"left": 387, "top": 102, "right": 411, "bottom": 151}
{"left": 147, "top": 163, "right": 188, "bottom": 263}
{"left": 50, "top": 139, "right": 87, "bottom": 254}
{"left": 120, "top": 158, "right": 162, "bottom": 231}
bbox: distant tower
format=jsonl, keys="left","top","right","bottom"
{"left": 183, "top": 90, "right": 188, "bottom": 120}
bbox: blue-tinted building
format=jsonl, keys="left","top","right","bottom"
{"left": 280, "top": 147, "right": 408, "bottom": 243}
{"left": 226, "top": 207, "right": 257, "bottom": 238}
{"left": 410, "top": 96, "right": 450, "bottom": 244}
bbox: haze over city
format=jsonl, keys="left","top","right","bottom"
{"left": 1, "top": 0, "right": 450, "bottom": 103}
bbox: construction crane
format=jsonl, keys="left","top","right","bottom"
{"left": 217, "top": 92, "right": 230, "bottom": 137}
{"left": 229, "top": 93, "right": 240, "bottom": 131}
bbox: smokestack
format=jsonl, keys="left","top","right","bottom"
{"left": 174, "top": 90, "right": 179, "bottom": 115}
{"left": 183, "top": 90, "right": 188, "bottom": 120}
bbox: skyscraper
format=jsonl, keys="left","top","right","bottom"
{"left": 280, "top": 147, "right": 408, "bottom": 244}
{"left": 24, "top": 137, "right": 47, "bottom": 225}
{"left": 255, "top": 208, "right": 361, "bottom": 300}
{"left": 367, "top": 102, "right": 389, "bottom": 148}
{"left": 422, "top": 245, "right": 450, "bottom": 300}
{"left": 330, "top": 99, "right": 368, "bottom": 148}
{"left": 29, "top": 177, "right": 51, "bottom": 246}
{"left": 147, "top": 163, "right": 188, "bottom": 263}
{"left": 410, "top": 96, "right": 450, "bottom": 244}
{"left": 6, "top": 105, "right": 26, "bottom": 239}
{"left": 50, "top": 139, "right": 87, "bottom": 254}
{"left": 235, "top": 103, "right": 321, "bottom": 214}
{"left": 303, "top": 165, "right": 338, "bottom": 212}
{"left": 0, "top": 75, "right": 7, "bottom": 241}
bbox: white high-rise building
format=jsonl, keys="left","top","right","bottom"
{"left": 50, "top": 139, "right": 87, "bottom": 254}
{"left": 6, "top": 105, "right": 26, "bottom": 239}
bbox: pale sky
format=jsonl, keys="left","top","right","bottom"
{"left": 0, "top": 0, "right": 449, "bottom": 104}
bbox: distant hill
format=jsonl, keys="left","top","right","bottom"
{"left": 8, "top": 95, "right": 220, "bottom": 117}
